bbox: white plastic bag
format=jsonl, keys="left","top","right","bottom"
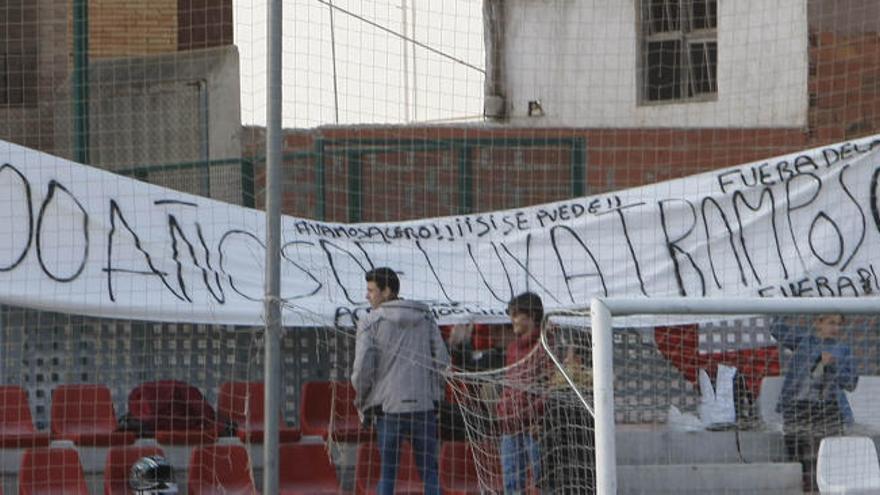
{"left": 698, "top": 364, "right": 737, "bottom": 429}
{"left": 667, "top": 404, "right": 704, "bottom": 432}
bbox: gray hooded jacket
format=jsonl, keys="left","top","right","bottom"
{"left": 351, "top": 299, "right": 450, "bottom": 414}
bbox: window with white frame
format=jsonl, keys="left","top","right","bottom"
{"left": 640, "top": 0, "right": 717, "bottom": 103}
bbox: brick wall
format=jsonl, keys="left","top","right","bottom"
{"left": 245, "top": 119, "right": 872, "bottom": 222}
{"left": 85, "top": 0, "right": 233, "bottom": 58}
{"left": 244, "top": 127, "right": 815, "bottom": 223}
{"left": 808, "top": 31, "right": 880, "bottom": 141}
{"left": 88, "top": 0, "right": 178, "bottom": 58}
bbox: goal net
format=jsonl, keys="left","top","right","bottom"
{"left": 589, "top": 300, "right": 880, "bottom": 495}
{"left": 448, "top": 314, "right": 595, "bottom": 494}
{"left": 446, "top": 305, "right": 880, "bottom": 495}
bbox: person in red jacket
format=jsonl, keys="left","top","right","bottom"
{"left": 498, "top": 292, "right": 550, "bottom": 493}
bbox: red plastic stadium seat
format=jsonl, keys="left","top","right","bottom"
{"left": 440, "top": 441, "right": 480, "bottom": 495}
{"left": 155, "top": 428, "right": 217, "bottom": 446}
{"left": 440, "top": 441, "right": 503, "bottom": 495}
{"left": 19, "top": 447, "right": 89, "bottom": 495}
{"left": 217, "top": 381, "right": 301, "bottom": 443}
{"left": 128, "top": 380, "right": 218, "bottom": 445}
{"left": 300, "top": 381, "right": 370, "bottom": 442}
{"left": 278, "top": 443, "right": 341, "bottom": 494}
{"left": 355, "top": 442, "right": 424, "bottom": 495}
{"left": 188, "top": 444, "right": 257, "bottom": 495}
{"left": 471, "top": 324, "right": 496, "bottom": 350}
{"left": 51, "top": 384, "right": 135, "bottom": 446}
{"left": 103, "top": 445, "right": 166, "bottom": 495}
{"left": 0, "top": 386, "right": 49, "bottom": 448}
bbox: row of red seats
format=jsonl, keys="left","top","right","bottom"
{"left": 10, "top": 440, "right": 493, "bottom": 495}
{"left": 358, "top": 441, "right": 496, "bottom": 495}
{"left": 0, "top": 381, "right": 499, "bottom": 493}
{"left": 12, "top": 442, "right": 339, "bottom": 495}
{"left": 0, "top": 381, "right": 370, "bottom": 447}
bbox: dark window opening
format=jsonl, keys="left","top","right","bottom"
{"left": 688, "top": 42, "right": 717, "bottom": 96}
{"left": 642, "top": 0, "right": 717, "bottom": 103}
{"left": 646, "top": 0, "right": 681, "bottom": 34}
{"left": 690, "top": 0, "right": 717, "bottom": 30}
{"left": 646, "top": 40, "right": 683, "bottom": 101}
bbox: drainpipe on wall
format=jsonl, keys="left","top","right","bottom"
{"left": 189, "top": 79, "right": 211, "bottom": 197}
{"left": 483, "top": 0, "right": 506, "bottom": 120}
{"left": 72, "top": 0, "right": 90, "bottom": 164}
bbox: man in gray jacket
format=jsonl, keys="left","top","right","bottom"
{"left": 351, "top": 267, "right": 450, "bottom": 495}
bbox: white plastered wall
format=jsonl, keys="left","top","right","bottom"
{"left": 502, "top": 0, "right": 808, "bottom": 128}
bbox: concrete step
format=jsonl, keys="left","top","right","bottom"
{"left": 616, "top": 427, "right": 787, "bottom": 465}
{"left": 617, "top": 462, "right": 804, "bottom": 495}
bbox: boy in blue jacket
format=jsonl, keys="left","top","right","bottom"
{"left": 771, "top": 314, "right": 858, "bottom": 492}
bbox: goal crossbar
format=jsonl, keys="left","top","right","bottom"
{"left": 590, "top": 297, "right": 880, "bottom": 495}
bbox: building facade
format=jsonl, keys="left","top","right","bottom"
{"left": 261, "top": 0, "right": 880, "bottom": 224}
{"left": 0, "top": 0, "right": 243, "bottom": 203}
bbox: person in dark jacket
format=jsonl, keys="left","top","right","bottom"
{"left": 448, "top": 323, "right": 510, "bottom": 372}
{"left": 351, "top": 267, "right": 451, "bottom": 495}
{"left": 542, "top": 330, "right": 595, "bottom": 494}
{"left": 771, "top": 314, "right": 857, "bottom": 493}
{"left": 498, "top": 292, "right": 551, "bottom": 493}
{"left": 440, "top": 323, "right": 511, "bottom": 441}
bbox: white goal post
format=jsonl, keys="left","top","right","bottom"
{"left": 590, "top": 297, "right": 880, "bottom": 495}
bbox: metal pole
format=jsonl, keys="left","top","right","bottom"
{"left": 410, "top": 0, "right": 417, "bottom": 121}
{"left": 602, "top": 297, "right": 880, "bottom": 316}
{"left": 591, "top": 299, "right": 617, "bottom": 495}
{"left": 540, "top": 329, "right": 593, "bottom": 416}
{"left": 263, "top": 0, "right": 283, "bottom": 493}
{"left": 401, "top": 0, "right": 410, "bottom": 122}
{"left": 189, "top": 79, "right": 211, "bottom": 197}
{"left": 72, "top": 0, "right": 90, "bottom": 164}
{"left": 199, "top": 80, "right": 210, "bottom": 197}
{"left": 328, "top": 0, "right": 340, "bottom": 124}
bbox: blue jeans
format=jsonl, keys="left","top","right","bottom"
{"left": 501, "top": 432, "right": 541, "bottom": 493}
{"left": 376, "top": 410, "right": 440, "bottom": 495}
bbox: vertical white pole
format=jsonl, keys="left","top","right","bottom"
{"left": 263, "top": 0, "right": 283, "bottom": 493}
{"left": 328, "top": 0, "right": 340, "bottom": 124}
{"left": 401, "top": 0, "right": 410, "bottom": 122}
{"left": 591, "top": 298, "right": 617, "bottom": 495}
{"left": 410, "top": 0, "right": 417, "bottom": 121}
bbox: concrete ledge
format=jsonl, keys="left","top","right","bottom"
{"left": 617, "top": 462, "right": 804, "bottom": 495}
{"left": 616, "top": 427, "right": 788, "bottom": 464}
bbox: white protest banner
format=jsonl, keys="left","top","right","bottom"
{"left": 1, "top": 135, "right": 879, "bottom": 327}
